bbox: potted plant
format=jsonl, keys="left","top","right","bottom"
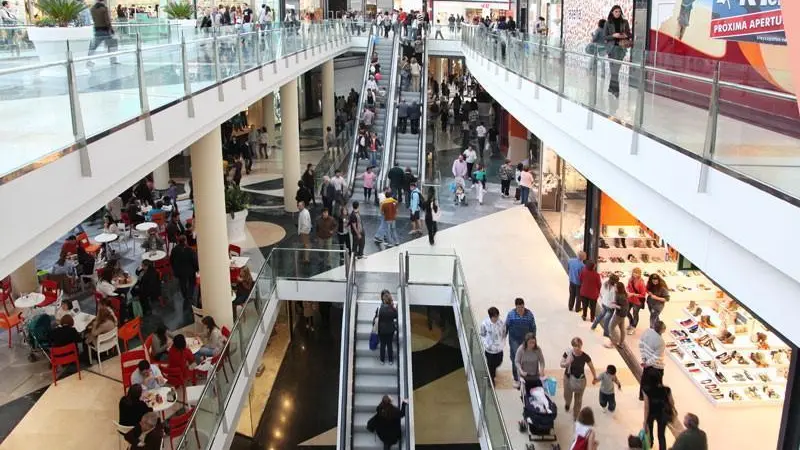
{"left": 29, "top": 0, "right": 94, "bottom": 76}
{"left": 163, "top": 1, "right": 196, "bottom": 28}
{"left": 225, "top": 185, "right": 250, "bottom": 243}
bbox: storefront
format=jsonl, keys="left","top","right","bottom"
{"left": 431, "top": 0, "right": 514, "bottom": 25}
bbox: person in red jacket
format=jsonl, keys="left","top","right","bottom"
{"left": 579, "top": 261, "right": 602, "bottom": 322}
{"left": 626, "top": 267, "right": 647, "bottom": 335}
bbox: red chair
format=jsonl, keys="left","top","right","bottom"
{"left": 120, "top": 212, "right": 133, "bottom": 237}
{"left": 38, "top": 280, "right": 60, "bottom": 307}
{"left": 152, "top": 213, "right": 166, "bottom": 232}
{"left": 0, "top": 277, "right": 11, "bottom": 293}
{"left": 118, "top": 317, "right": 144, "bottom": 351}
{"left": 0, "top": 287, "right": 14, "bottom": 316}
{"left": 229, "top": 266, "right": 241, "bottom": 283}
{"left": 120, "top": 349, "right": 147, "bottom": 392}
{"left": 50, "top": 343, "right": 81, "bottom": 386}
{"left": 93, "top": 291, "right": 104, "bottom": 314}
{"left": 108, "top": 296, "right": 122, "bottom": 323}
{"left": 155, "top": 258, "right": 173, "bottom": 282}
{"left": 76, "top": 232, "right": 102, "bottom": 256}
{"left": 228, "top": 244, "right": 241, "bottom": 257}
{"left": 144, "top": 334, "right": 154, "bottom": 361}
{"left": 0, "top": 312, "right": 22, "bottom": 347}
{"left": 167, "top": 408, "right": 200, "bottom": 450}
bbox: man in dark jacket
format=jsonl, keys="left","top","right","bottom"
{"left": 397, "top": 99, "right": 408, "bottom": 134}
{"left": 408, "top": 102, "right": 421, "bottom": 134}
{"left": 170, "top": 236, "right": 198, "bottom": 308}
{"left": 134, "top": 260, "right": 161, "bottom": 315}
{"left": 87, "top": 0, "right": 118, "bottom": 67}
{"left": 387, "top": 163, "right": 405, "bottom": 203}
{"left": 295, "top": 180, "right": 313, "bottom": 207}
{"left": 301, "top": 164, "right": 316, "bottom": 206}
{"left": 124, "top": 412, "right": 164, "bottom": 450}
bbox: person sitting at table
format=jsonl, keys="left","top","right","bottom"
{"left": 196, "top": 316, "right": 228, "bottom": 363}
{"left": 126, "top": 198, "right": 145, "bottom": 225}
{"left": 119, "top": 384, "right": 152, "bottom": 427}
{"left": 145, "top": 201, "right": 164, "bottom": 222}
{"left": 50, "top": 315, "right": 81, "bottom": 348}
{"left": 103, "top": 215, "right": 119, "bottom": 234}
{"left": 166, "top": 214, "right": 186, "bottom": 243}
{"left": 133, "top": 260, "right": 160, "bottom": 316}
{"left": 141, "top": 228, "right": 165, "bottom": 252}
{"left": 233, "top": 269, "right": 254, "bottom": 307}
{"left": 124, "top": 411, "right": 163, "bottom": 450}
{"left": 96, "top": 268, "right": 119, "bottom": 298}
{"left": 167, "top": 334, "right": 196, "bottom": 383}
{"left": 86, "top": 302, "right": 117, "bottom": 346}
{"left": 55, "top": 300, "right": 74, "bottom": 322}
{"left": 51, "top": 252, "right": 77, "bottom": 277}
{"left": 149, "top": 324, "right": 173, "bottom": 362}
{"left": 60, "top": 235, "right": 79, "bottom": 256}
{"left": 131, "top": 360, "right": 167, "bottom": 391}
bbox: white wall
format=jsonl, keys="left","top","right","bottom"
{"left": 463, "top": 47, "right": 800, "bottom": 345}
{"left": 276, "top": 279, "right": 347, "bottom": 302}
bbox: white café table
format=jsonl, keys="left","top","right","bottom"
{"left": 135, "top": 222, "right": 158, "bottom": 232}
{"left": 42, "top": 306, "right": 95, "bottom": 333}
{"left": 142, "top": 250, "right": 167, "bottom": 262}
{"left": 143, "top": 387, "right": 177, "bottom": 415}
{"left": 94, "top": 233, "right": 119, "bottom": 244}
{"left": 14, "top": 292, "right": 45, "bottom": 309}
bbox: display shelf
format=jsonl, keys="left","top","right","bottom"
{"left": 600, "top": 225, "right": 658, "bottom": 240}
{"left": 683, "top": 307, "right": 791, "bottom": 353}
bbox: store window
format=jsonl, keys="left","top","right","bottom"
{"left": 537, "top": 146, "right": 587, "bottom": 262}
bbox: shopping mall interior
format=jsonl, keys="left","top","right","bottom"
{"left": 0, "top": 1, "right": 798, "bottom": 449}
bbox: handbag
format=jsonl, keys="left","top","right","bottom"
{"left": 366, "top": 413, "right": 377, "bottom": 433}
{"left": 619, "top": 38, "right": 633, "bottom": 49}
{"left": 514, "top": 187, "right": 521, "bottom": 200}
{"left": 431, "top": 203, "right": 441, "bottom": 221}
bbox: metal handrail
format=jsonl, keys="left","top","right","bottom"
{"left": 398, "top": 253, "right": 415, "bottom": 449}
{"left": 418, "top": 39, "right": 430, "bottom": 185}
{"left": 336, "top": 252, "right": 357, "bottom": 449}
{"left": 376, "top": 32, "right": 401, "bottom": 194}
{"left": 345, "top": 26, "right": 375, "bottom": 194}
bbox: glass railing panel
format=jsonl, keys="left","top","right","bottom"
{"left": 191, "top": 369, "right": 220, "bottom": 448}
{"left": 141, "top": 43, "right": 184, "bottom": 111}
{"left": 77, "top": 52, "right": 142, "bottom": 138}
{"left": 269, "top": 248, "right": 348, "bottom": 280}
{"left": 241, "top": 32, "right": 258, "bottom": 70}
{"left": 216, "top": 34, "right": 239, "bottom": 81}
{"left": 184, "top": 39, "right": 216, "bottom": 94}
{"left": 406, "top": 253, "right": 455, "bottom": 284}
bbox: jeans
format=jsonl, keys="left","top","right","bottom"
{"left": 591, "top": 305, "right": 613, "bottom": 337}
{"left": 485, "top": 351, "right": 503, "bottom": 382}
{"left": 477, "top": 137, "right": 486, "bottom": 157}
{"left": 384, "top": 220, "right": 398, "bottom": 245}
{"left": 580, "top": 296, "right": 597, "bottom": 321}
{"left": 648, "top": 300, "right": 665, "bottom": 329}
{"left": 363, "top": 187, "right": 373, "bottom": 201}
{"left": 88, "top": 29, "right": 118, "bottom": 62}
{"left": 425, "top": 220, "right": 437, "bottom": 245}
{"left": 177, "top": 275, "right": 195, "bottom": 307}
{"left": 195, "top": 346, "right": 215, "bottom": 363}
{"left": 520, "top": 186, "right": 530, "bottom": 204}
{"left": 568, "top": 283, "right": 580, "bottom": 311}
{"left": 353, "top": 233, "right": 365, "bottom": 257}
{"left": 509, "top": 338, "right": 522, "bottom": 381}
{"left": 647, "top": 412, "right": 668, "bottom": 450}
{"left": 319, "top": 237, "right": 335, "bottom": 266}
{"left": 599, "top": 391, "right": 616, "bottom": 412}
{"left": 379, "top": 332, "right": 394, "bottom": 363}
{"left": 628, "top": 302, "right": 642, "bottom": 329}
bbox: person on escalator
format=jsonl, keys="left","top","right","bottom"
{"left": 408, "top": 101, "right": 421, "bottom": 135}
{"left": 397, "top": 99, "right": 408, "bottom": 134}
{"left": 375, "top": 290, "right": 398, "bottom": 365}
{"left": 388, "top": 163, "right": 405, "bottom": 203}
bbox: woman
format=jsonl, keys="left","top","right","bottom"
{"left": 515, "top": 332, "right": 545, "bottom": 385}
{"left": 589, "top": 19, "right": 607, "bottom": 77}
{"left": 167, "top": 334, "right": 196, "bottom": 382}
{"left": 479, "top": 307, "right": 506, "bottom": 384}
{"left": 603, "top": 5, "right": 631, "bottom": 97}
{"left": 370, "top": 396, "right": 408, "bottom": 450}
{"left": 50, "top": 314, "right": 81, "bottom": 348}
{"left": 233, "top": 269, "right": 254, "bottom": 307}
{"left": 302, "top": 301, "right": 317, "bottom": 330}
{"left": 357, "top": 166, "right": 377, "bottom": 202}
{"left": 518, "top": 166, "right": 533, "bottom": 205}
{"left": 646, "top": 273, "right": 670, "bottom": 329}
{"left": 369, "top": 132, "right": 381, "bottom": 167}
{"left": 423, "top": 187, "right": 439, "bottom": 245}
{"left": 336, "top": 204, "right": 351, "bottom": 255}
{"left": 119, "top": 384, "right": 153, "bottom": 427}
{"left": 409, "top": 57, "right": 421, "bottom": 92}
{"left": 51, "top": 253, "right": 77, "bottom": 277}
{"left": 607, "top": 281, "right": 629, "bottom": 347}
{"left": 626, "top": 267, "right": 647, "bottom": 335}
{"left": 365, "top": 74, "right": 378, "bottom": 92}
{"left": 149, "top": 324, "right": 173, "bottom": 362}
{"left": 196, "top": 316, "right": 227, "bottom": 362}
{"left": 591, "top": 273, "right": 618, "bottom": 338}
{"left": 561, "top": 337, "right": 598, "bottom": 421}
{"left": 570, "top": 407, "right": 599, "bottom": 450}
{"left": 86, "top": 303, "right": 117, "bottom": 346}
{"left": 578, "top": 262, "right": 602, "bottom": 322}
{"left": 376, "top": 290, "right": 398, "bottom": 365}
{"left": 103, "top": 215, "right": 119, "bottom": 234}
{"left": 643, "top": 382, "right": 675, "bottom": 450}
{"left": 96, "top": 268, "right": 119, "bottom": 299}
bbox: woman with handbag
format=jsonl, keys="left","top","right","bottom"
{"left": 603, "top": 5, "right": 632, "bottom": 97}
{"left": 376, "top": 290, "right": 398, "bottom": 365}
{"left": 646, "top": 274, "right": 670, "bottom": 329}
{"left": 561, "top": 337, "right": 599, "bottom": 421}
{"left": 642, "top": 382, "right": 676, "bottom": 450}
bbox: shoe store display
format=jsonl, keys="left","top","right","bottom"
{"left": 693, "top": 307, "right": 702, "bottom": 317}
{"left": 729, "top": 390, "right": 742, "bottom": 401}
{"left": 627, "top": 254, "right": 638, "bottom": 263}
{"left": 640, "top": 253, "right": 650, "bottom": 263}
{"left": 743, "top": 370, "right": 754, "bottom": 381}
{"left": 756, "top": 332, "right": 769, "bottom": 350}
{"left": 759, "top": 373, "right": 771, "bottom": 383}
{"left": 599, "top": 238, "right": 610, "bottom": 249}
{"left": 699, "top": 315, "right": 715, "bottom": 328}
{"left": 715, "top": 371, "right": 728, "bottom": 383}
{"left": 750, "top": 352, "right": 768, "bottom": 368}
{"left": 733, "top": 372, "right": 745, "bottom": 382}
{"left": 718, "top": 330, "right": 735, "bottom": 345}
{"left": 618, "top": 227, "right": 626, "bottom": 237}
{"left": 763, "top": 386, "right": 780, "bottom": 399}
{"left": 688, "top": 300, "right": 697, "bottom": 310}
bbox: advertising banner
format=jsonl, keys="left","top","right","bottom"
{"left": 710, "top": 0, "right": 785, "bottom": 45}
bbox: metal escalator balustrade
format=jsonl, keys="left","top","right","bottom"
{"left": 343, "top": 26, "right": 376, "bottom": 193}
{"left": 337, "top": 253, "right": 358, "bottom": 449}
{"left": 397, "top": 253, "right": 415, "bottom": 449}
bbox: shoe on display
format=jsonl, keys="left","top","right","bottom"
{"left": 756, "top": 332, "right": 769, "bottom": 350}
{"left": 693, "top": 307, "right": 702, "bottom": 317}
{"left": 729, "top": 390, "right": 742, "bottom": 401}
{"left": 618, "top": 227, "right": 626, "bottom": 237}
{"left": 732, "top": 373, "right": 745, "bottom": 382}
{"left": 715, "top": 371, "right": 728, "bottom": 383}
{"left": 627, "top": 254, "right": 638, "bottom": 263}
{"left": 641, "top": 253, "right": 650, "bottom": 263}
{"left": 699, "top": 315, "right": 715, "bottom": 329}
{"left": 759, "top": 372, "right": 770, "bottom": 383}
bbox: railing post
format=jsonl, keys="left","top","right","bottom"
{"left": 65, "top": 41, "right": 90, "bottom": 177}
{"left": 587, "top": 49, "right": 598, "bottom": 129}
{"left": 212, "top": 34, "right": 224, "bottom": 101}
{"left": 630, "top": 56, "right": 648, "bottom": 155}
{"left": 180, "top": 32, "right": 195, "bottom": 118}
{"left": 698, "top": 61, "right": 721, "bottom": 193}
{"left": 535, "top": 39, "right": 544, "bottom": 99}
{"left": 135, "top": 33, "right": 154, "bottom": 141}
{"left": 255, "top": 29, "right": 263, "bottom": 81}
{"left": 557, "top": 47, "right": 566, "bottom": 112}
{"left": 237, "top": 32, "right": 246, "bottom": 90}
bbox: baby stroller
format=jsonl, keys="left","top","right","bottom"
{"left": 450, "top": 176, "right": 468, "bottom": 206}
{"left": 25, "top": 313, "right": 53, "bottom": 362}
{"left": 518, "top": 377, "right": 558, "bottom": 448}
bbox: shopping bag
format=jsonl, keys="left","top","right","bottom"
{"left": 369, "top": 332, "right": 379, "bottom": 350}
{"left": 543, "top": 376, "right": 557, "bottom": 396}
{"left": 638, "top": 429, "right": 651, "bottom": 450}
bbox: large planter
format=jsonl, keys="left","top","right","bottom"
{"left": 28, "top": 26, "right": 94, "bottom": 77}
{"left": 226, "top": 209, "right": 249, "bottom": 243}
{"left": 168, "top": 19, "right": 196, "bottom": 28}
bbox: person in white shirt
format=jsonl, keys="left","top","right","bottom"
{"left": 591, "top": 273, "right": 618, "bottom": 338}
{"left": 638, "top": 320, "right": 666, "bottom": 400}
{"left": 480, "top": 306, "right": 506, "bottom": 384}
{"left": 258, "top": 126, "right": 269, "bottom": 158}
{"left": 130, "top": 360, "right": 167, "bottom": 391}
{"left": 196, "top": 316, "right": 229, "bottom": 361}
{"left": 365, "top": 75, "right": 378, "bottom": 92}
{"left": 475, "top": 123, "right": 487, "bottom": 158}
{"left": 462, "top": 146, "right": 478, "bottom": 181}
{"left": 330, "top": 169, "right": 347, "bottom": 196}
{"left": 362, "top": 108, "right": 375, "bottom": 128}
{"left": 297, "top": 201, "right": 312, "bottom": 263}
{"left": 96, "top": 269, "right": 119, "bottom": 298}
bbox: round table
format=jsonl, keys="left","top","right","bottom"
{"left": 14, "top": 292, "right": 45, "bottom": 309}
{"left": 114, "top": 275, "right": 138, "bottom": 289}
{"left": 142, "top": 250, "right": 167, "bottom": 262}
{"left": 143, "top": 387, "right": 177, "bottom": 413}
{"left": 187, "top": 337, "right": 203, "bottom": 354}
{"left": 94, "top": 233, "right": 119, "bottom": 244}
{"left": 135, "top": 222, "right": 158, "bottom": 232}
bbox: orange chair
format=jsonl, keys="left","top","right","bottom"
{"left": 0, "top": 312, "right": 22, "bottom": 348}
{"left": 144, "top": 334, "right": 154, "bottom": 361}
{"left": 50, "top": 343, "right": 81, "bottom": 386}
{"left": 151, "top": 213, "right": 166, "bottom": 231}
{"left": 76, "top": 232, "right": 102, "bottom": 256}
{"left": 228, "top": 244, "right": 241, "bottom": 257}
{"left": 0, "top": 287, "right": 14, "bottom": 316}
{"left": 38, "top": 280, "right": 60, "bottom": 307}
{"left": 167, "top": 408, "right": 200, "bottom": 450}
{"left": 220, "top": 326, "right": 234, "bottom": 373}
{"left": 118, "top": 317, "right": 144, "bottom": 351}
{"left": 229, "top": 266, "right": 241, "bottom": 283}
{"left": 120, "top": 349, "right": 147, "bottom": 392}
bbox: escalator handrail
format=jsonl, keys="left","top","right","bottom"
{"left": 336, "top": 253, "right": 358, "bottom": 450}
{"left": 345, "top": 26, "right": 376, "bottom": 194}
{"left": 376, "top": 32, "right": 401, "bottom": 193}
{"left": 398, "top": 253, "right": 415, "bottom": 449}
{"left": 418, "top": 36, "right": 430, "bottom": 185}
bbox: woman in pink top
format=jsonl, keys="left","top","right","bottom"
{"left": 518, "top": 166, "right": 534, "bottom": 205}
{"left": 358, "top": 167, "right": 377, "bottom": 202}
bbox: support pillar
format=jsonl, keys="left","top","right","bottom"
{"left": 262, "top": 92, "right": 276, "bottom": 147}
{"left": 281, "top": 79, "right": 301, "bottom": 213}
{"left": 10, "top": 259, "right": 38, "bottom": 296}
{"left": 433, "top": 57, "right": 444, "bottom": 86}
{"left": 249, "top": 100, "right": 263, "bottom": 130}
{"left": 190, "top": 127, "right": 234, "bottom": 329}
{"left": 153, "top": 163, "right": 170, "bottom": 191}
{"left": 322, "top": 60, "right": 335, "bottom": 143}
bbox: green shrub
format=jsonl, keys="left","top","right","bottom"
{"left": 36, "top": 0, "right": 86, "bottom": 27}
{"left": 163, "top": 1, "right": 194, "bottom": 20}
{"left": 225, "top": 185, "right": 250, "bottom": 216}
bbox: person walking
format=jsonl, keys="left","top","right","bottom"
{"left": 258, "top": 126, "right": 269, "bottom": 158}
{"left": 569, "top": 407, "right": 599, "bottom": 450}
{"left": 597, "top": 364, "right": 621, "bottom": 413}
{"left": 375, "top": 189, "right": 399, "bottom": 247}
{"left": 671, "top": 413, "right": 708, "bottom": 450}
{"left": 325, "top": 126, "right": 337, "bottom": 155}
{"left": 409, "top": 101, "right": 421, "bottom": 134}
{"left": 349, "top": 201, "right": 365, "bottom": 257}
{"left": 646, "top": 273, "right": 670, "bottom": 329}
{"left": 589, "top": 19, "right": 607, "bottom": 77}
{"left": 642, "top": 381, "right": 676, "bottom": 450}
{"left": 579, "top": 261, "right": 602, "bottom": 322}
{"left": 357, "top": 166, "right": 377, "bottom": 202}
{"left": 479, "top": 307, "right": 505, "bottom": 385}
{"left": 626, "top": 267, "right": 647, "bottom": 335}
{"left": 603, "top": 5, "right": 631, "bottom": 97}
{"left": 505, "top": 298, "right": 536, "bottom": 388}
{"left": 388, "top": 163, "right": 405, "bottom": 203}
{"left": 561, "top": 337, "right": 599, "bottom": 421}
{"left": 451, "top": 154, "right": 468, "bottom": 180}
{"left": 498, "top": 159, "right": 515, "bottom": 198}
{"left": 370, "top": 396, "right": 408, "bottom": 450}
{"left": 297, "top": 201, "right": 312, "bottom": 263}
{"left": 87, "top": 0, "right": 119, "bottom": 68}
{"left": 607, "top": 281, "right": 629, "bottom": 347}
{"left": 422, "top": 187, "right": 439, "bottom": 245}
{"left": 169, "top": 235, "right": 198, "bottom": 309}
{"left": 591, "top": 273, "right": 618, "bottom": 338}
{"left": 639, "top": 320, "right": 666, "bottom": 401}
{"left": 462, "top": 145, "right": 478, "bottom": 180}
{"left": 515, "top": 332, "right": 545, "bottom": 386}
{"left": 475, "top": 122, "right": 487, "bottom": 158}
{"left": 567, "top": 251, "right": 586, "bottom": 312}
{"left": 408, "top": 183, "right": 424, "bottom": 235}
{"left": 336, "top": 204, "right": 351, "bottom": 257}
{"left": 301, "top": 164, "right": 316, "bottom": 206}
{"left": 518, "top": 165, "right": 534, "bottom": 205}
{"left": 376, "top": 290, "right": 397, "bottom": 365}
{"left": 316, "top": 208, "right": 338, "bottom": 267}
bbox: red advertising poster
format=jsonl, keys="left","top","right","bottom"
{"left": 710, "top": 0, "right": 786, "bottom": 45}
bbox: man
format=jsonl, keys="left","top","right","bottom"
{"left": 301, "top": 164, "right": 316, "bottom": 206}
{"left": 87, "top": 0, "right": 119, "bottom": 68}
{"left": 297, "top": 201, "right": 311, "bottom": 263}
{"left": 639, "top": 320, "right": 666, "bottom": 401}
{"left": 375, "top": 187, "right": 400, "bottom": 247}
{"left": 408, "top": 182, "right": 423, "bottom": 235}
{"left": 505, "top": 298, "right": 536, "bottom": 388}
{"left": 320, "top": 176, "right": 336, "bottom": 212}
{"left": 451, "top": 154, "right": 467, "bottom": 180}
{"left": 498, "top": 159, "right": 514, "bottom": 198}
{"left": 387, "top": 163, "right": 405, "bottom": 203}
{"left": 325, "top": 126, "right": 337, "bottom": 155}
{"left": 316, "top": 208, "right": 337, "bottom": 267}
{"left": 567, "top": 251, "right": 586, "bottom": 312}
{"left": 447, "top": 13, "right": 455, "bottom": 33}
{"left": 247, "top": 125, "right": 259, "bottom": 159}
{"left": 475, "top": 122, "right": 487, "bottom": 158}
{"left": 330, "top": 169, "right": 347, "bottom": 202}
{"left": 130, "top": 360, "right": 167, "bottom": 391}
{"left": 463, "top": 145, "right": 478, "bottom": 180}
{"left": 349, "top": 201, "right": 365, "bottom": 258}
{"left": 488, "top": 125, "right": 499, "bottom": 156}
{"left": 408, "top": 101, "right": 421, "bottom": 135}
{"left": 124, "top": 412, "right": 164, "bottom": 450}
{"left": 671, "top": 413, "right": 707, "bottom": 450}
{"left": 170, "top": 235, "right": 198, "bottom": 308}
{"left": 242, "top": 2, "right": 253, "bottom": 23}
{"left": 397, "top": 99, "right": 409, "bottom": 134}
{"left": 362, "top": 107, "right": 375, "bottom": 129}
{"left": 295, "top": 180, "right": 313, "bottom": 207}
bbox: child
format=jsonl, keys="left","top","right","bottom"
{"left": 455, "top": 184, "right": 466, "bottom": 205}
{"left": 598, "top": 364, "right": 622, "bottom": 412}
{"left": 472, "top": 164, "right": 487, "bottom": 190}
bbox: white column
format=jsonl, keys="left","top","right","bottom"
{"left": 10, "top": 259, "right": 38, "bottom": 296}
{"left": 281, "top": 79, "right": 301, "bottom": 213}
{"left": 190, "top": 127, "right": 234, "bottom": 329}
{"left": 433, "top": 57, "right": 443, "bottom": 86}
{"left": 262, "top": 92, "right": 276, "bottom": 147}
{"left": 322, "top": 60, "right": 335, "bottom": 141}
{"left": 153, "top": 163, "right": 170, "bottom": 191}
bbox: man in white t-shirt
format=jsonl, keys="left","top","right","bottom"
{"left": 463, "top": 145, "right": 478, "bottom": 180}
{"left": 297, "top": 201, "right": 311, "bottom": 263}
{"left": 475, "top": 123, "right": 487, "bottom": 158}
